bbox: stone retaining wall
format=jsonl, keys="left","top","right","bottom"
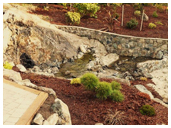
{"left": 56, "top": 25, "right": 168, "bottom": 59}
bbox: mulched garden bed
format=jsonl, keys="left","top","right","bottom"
{"left": 30, "top": 4, "right": 168, "bottom": 39}
{"left": 19, "top": 72, "right": 168, "bottom": 125}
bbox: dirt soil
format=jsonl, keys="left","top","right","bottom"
{"left": 30, "top": 4, "right": 168, "bottom": 39}
{"left": 18, "top": 71, "right": 168, "bottom": 125}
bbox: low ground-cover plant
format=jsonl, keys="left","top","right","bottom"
{"left": 80, "top": 73, "right": 99, "bottom": 91}
{"left": 110, "top": 90, "right": 124, "bottom": 102}
{"left": 155, "top": 21, "right": 163, "bottom": 25}
{"left": 140, "top": 104, "right": 156, "bottom": 116}
{"left": 70, "top": 78, "right": 81, "bottom": 85}
{"left": 126, "top": 18, "right": 138, "bottom": 29}
{"left": 3, "top": 61, "right": 13, "bottom": 70}
{"left": 111, "top": 81, "right": 122, "bottom": 90}
{"left": 148, "top": 23, "right": 156, "bottom": 29}
{"left": 65, "top": 11, "right": 81, "bottom": 25}
{"left": 152, "top": 11, "right": 158, "bottom": 18}
{"left": 95, "top": 81, "right": 112, "bottom": 100}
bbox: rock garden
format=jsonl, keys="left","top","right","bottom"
{"left": 3, "top": 3, "right": 168, "bottom": 125}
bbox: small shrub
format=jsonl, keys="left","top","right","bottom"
{"left": 134, "top": 10, "right": 141, "bottom": 16}
{"left": 126, "top": 18, "right": 138, "bottom": 29}
{"left": 3, "top": 61, "right": 13, "bottom": 70}
{"left": 152, "top": 11, "right": 158, "bottom": 18}
{"left": 155, "top": 21, "right": 163, "bottom": 25}
{"left": 140, "top": 104, "right": 156, "bottom": 116}
{"left": 80, "top": 73, "right": 99, "bottom": 91}
{"left": 95, "top": 82, "right": 112, "bottom": 100}
{"left": 65, "top": 11, "right": 81, "bottom": 25}
{"left": 70, "top": 78, "right": 81, "bottom": 85}
{"left": 137, "top": 92, "right": 151, "bottom": 100}
{"left": 140, "top": 77, "right": 147, "bottom": 81}
{"left": 156, "top": 4, "right": 165, "bottom": 12}
{"left": 110, "top": 90, "right": 124, "bottom": 102}
{"left": 111, "top": 81, "right": 122, "bottom": 90}
{"left": 148, "top": 23, "right": 156, "bottom": 29}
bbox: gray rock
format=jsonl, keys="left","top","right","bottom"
{"left": 32, "top": 66, "right": 41, "bottom": 72}
{"left": 3, "top": 68, "right": 22, "bottom": 82}
{"left": 47, "top": 113, "right": 59, "bottom": 125}
{"left": 51, "top": 67, "right": 59, "bottom": 74}
{"left": 156, "top": 51, "right": 163, "bottom": 59}
{"left": 53, "top": 98, "right": 72, "bottom": 125}
{"left": 87, "top": 61, "right": 95, "bottom": 70}
{"left": 153, "top": 98, "right": 168, "bottom": 108}
{"left": 142, "top": 71, "right": 153, "bottom": 79}
{"left": 32, "top": 113, "right": 44, "bottom": 125}
{"left": 77, "top": 52, "right": 84, "bottom": 59}
{"left": 134, "top": 84, "right": 154, "bottom": 99}
{"left": 142, "top": 13, "right": 149, "bottom": 21}
{"left": 79, "top": 45, "right": 87, "bottom": 53}
{"left": 16, "top": 64, "right": 27, "bottom": 72}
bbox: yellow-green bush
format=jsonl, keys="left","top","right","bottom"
{"left": 70, "top": 78, "right": 81, "bottom": 85}
{"left": 152, "top": 11, "right": 158, "bottom": 18}
{"left": 65, "top": 11, "right": 81, "bottom": 25}
{"left": 111, "top": 81, "right": 122, "bottom": 90}
{"left": 140, "top": 77, "right": 148, "bottom": 81}
{"left": 110, "top": 90, "right": 124, "bottom": 102}
{"left": 148, "top": 23, "right": 156, "bottom": 29}
{"left": 140, "top": 104, "right": 156, "bottom": 116}
{"left": 3, "top": 61, "right": 13, "bottom": 70}
{"left": 134, "top": 10, "right": 141, "bottom": 16}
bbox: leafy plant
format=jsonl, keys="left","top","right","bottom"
{"left": 110, "top": 90, "right": 124, "bottom": 102}
{"left": 95, "top": 82, "right": 112, "bottom": 100}
{"left": 140, "top": 77, "right": 148, "bottom": 81}
{"left": 70, "top": 78, "right": 81, "bottom": 85}
{"left": 152, "top": 11, "right": 158, "bottom": 18}
{"left": 134, "top": 10, "right": 141, "bottom": 16}
{"left": 73, "top": 3, "right": 100, "bottom": 18}
{"left": 148, "top": 23, "right": 156, "bottom": 29}
{"left": 155, "top": 21, "right": 163, "bottom": 25}
{"left": 80, "top": 73, "right": 99, "bottom": 91}
{"left": 111, "top": 81, "right": 122, "bottom": 90}
{"left": 65, "top": 11, "right": 81, "bottom": 25}
{"left": 3, "top": 61, "right": 13, "bottom": 70}
{"left": 140, "top": 104, "right": 156, "bottom": 116}
{"left": 126, "top": 18, "right": 138, "bottom": 29}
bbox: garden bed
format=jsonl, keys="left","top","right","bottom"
{"left": 30, "top": 4, "right": 168, "bottom": 38}
{"left": 19, "top": 72, "right": 168, "bottom": 125}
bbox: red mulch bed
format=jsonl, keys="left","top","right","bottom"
{"left": 19, "top": 72, "right": 168, "bottom": 125}
{"left": 30, "top": 4, "right": 168, "bottom": 39}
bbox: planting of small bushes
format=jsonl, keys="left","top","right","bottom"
{"left": 140, "top": 104, "right": 156, "bottom": 116}
{"left": 3, "top": 61, "right": 13, "bottom": 70}
{"left": 80, "top": 73, "right": 99, "bottom": 91}
{"left": 148, "top": 23, "right": 156, "bottom": 29}
{"left": 65, "top": 11, "right": 81, "bottom": 25}
{"left": 80, "top": 73, "right": 124, "bottom": 102}
{"left": 70, "top": 78, "right": 81, "bottom": 85}
{"left": 126, "top": 18, "right": 138, "bottom": 29}
{"left": 152, "top": 11, "right": 158, "bottom": 18}
{"left": 95, "top": 82, "right": 112, "bottom": 100}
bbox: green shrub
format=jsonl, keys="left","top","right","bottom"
{"left": 70, "top": 78, "right": 81, "bottom": 85}
{"left": 110, "top": 90, "right": 124, "bottom": 102}
{"left": 80, "top": 73, "right": 99, "bottom": 91}
{"left": 111, "top": 81, "right": 122, "bottom": 90}
{"left": 73, "top": 3, "right": 100, "bottom": 18}
{"left": 95, "top": 82, "right": 112, "bottom": 100}
{"left": 65, "top": 11, "right": 81, "bottom": 25}
{"left": 126, "top": 18, "right": 138, "bottom": 29}
{"left": 140, "top": 104, "right": 156, "bottom": 116}
{"left": 148, "top": 23, "right": 156, "bottom": 29}
{"left": 155, "top": 21, "right": 163, "bottom": 25}
{"left": 3, "top": 61, "right": 13, "bottom": 70}
{"left": 152, "top": 11, "right": 158, "bottom": 18}
{"left": 134, "top": 10, "right": 141, "bottom": 16}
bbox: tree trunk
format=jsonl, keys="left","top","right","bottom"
{"left": 121, "top": 5, "right": 124, "bottom": 26}
{"left": 140, "top": 9, "right": 144, "bottom": 31}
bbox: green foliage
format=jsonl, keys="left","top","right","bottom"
{"left": 134, "top": 10, "right": 141, "bottom": 16}
{"left": 152, "top": 11, "right": 158, "bottom": 18}
{"left": 70, "top": 78, "right": 81, "bottom": 85}
{"left": 3, "top": 61, "right": 13, "bottom": 70}
{"left": 73, "top": 3, "right": 100, "bottom": 18}
{"left": 110, "top": 90, "right": 124, "bottom": 102}
{"left": 95, "top": 82, "right": 112, "bottom": 100}
{"left": 65, "top": 11, "right": 81, "bottom": 25}
{"left": 80, "top": 73, "right": 99, "bottom": 91}
{"left": 140, "top": 104, "right": 156, "bottom": 116}
{"left": 126, "top": 18, "right": 138, "bottom": 29}
{"left": 155, "top": 4, "right": 165, "bottom": 12}
{"left": 155, "top": 21, "right": 163, "bottom": 25}
{"left": 111, "top": 81, "right": 122, "bottom": 90}
{"left": 148, "top": 23, "right": 156, "bottom": 29}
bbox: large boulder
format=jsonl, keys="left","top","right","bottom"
{"left": 3, "top": 68, "right": 22, "bottom": 82}
{"left": 99, "top": 53, "right": 119, "bottom": 67}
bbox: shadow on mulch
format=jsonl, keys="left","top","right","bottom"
{"left": 19, "top": 72, "right": 168, "bottom": 125}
